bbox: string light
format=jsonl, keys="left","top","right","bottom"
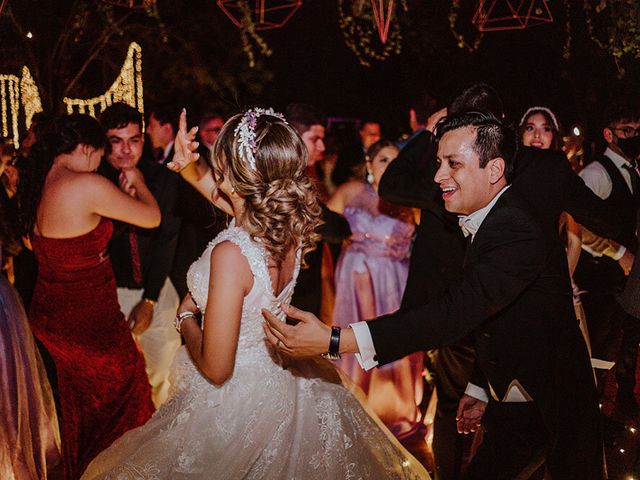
{"left": 20, "top": 66, "right": 43, "bottom": 130}
{"left": 0, "top": 74, "right": 21, "bottom": 148}
{"left": 63, "top": 42, "right": 144, "bottom": 121}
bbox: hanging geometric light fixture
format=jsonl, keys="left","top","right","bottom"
{"left": 370, "top": 0, "right": 395, "bottom": 44}
{"left": 339, "top": 0, "right": 407, "bottom": 67}
{"left": 102, "top": 0, "right": 156, "bottom": 7}
{"left": 472, "top": 0, "right": 553, "bottom": 32}
{"left": 217, "top": 0, "right": 302, "bottom": 31}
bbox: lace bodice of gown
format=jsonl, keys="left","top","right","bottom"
{"left": 344, "top": 184, "right": 415, "bottom": 260}
{"left": 186, "top": 221, "right": 299, "bottom": 366}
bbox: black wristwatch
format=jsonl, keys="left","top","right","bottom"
{"left": 322, "top": 326, "right": 341, "bottom": 360}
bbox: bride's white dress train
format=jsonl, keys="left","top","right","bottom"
{"left": 82, "top": 224, "right": 430, "bottom": 479}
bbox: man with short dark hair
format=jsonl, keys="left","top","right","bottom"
{"left": 100, "top": 102, "right": 182, "bottom": 407}
{"left": 264, "top": 112, "right": 603, "bottom": 479}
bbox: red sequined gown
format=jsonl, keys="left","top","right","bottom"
{"left": 29, "top": 219, "right": 154, "bottom": 479}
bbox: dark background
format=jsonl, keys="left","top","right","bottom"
{"left": 1, "top": 0, "right": 639, "bottom": 145}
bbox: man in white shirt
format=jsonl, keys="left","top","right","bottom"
{"left": 264, "top": 112, "right": 602, "bottom": 479}
{"left": 573, "top": 103, "right": 640, "bottom": 417}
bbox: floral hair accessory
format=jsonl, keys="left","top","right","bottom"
{"left": 234, "top": 107, "right": 287, "bottom": 170}
{"left": 519, "top": 106, "right": 560, "bottom": 132}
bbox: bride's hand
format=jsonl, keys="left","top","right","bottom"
{"left": 167, "top": 109, "right": 200, "bottom": 172}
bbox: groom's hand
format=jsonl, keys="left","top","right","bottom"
{"left": 262, "top": 304, "right": 331, "bottom": 357}
{"left": 456, "top": 393, "right": 487, "bottom": 434}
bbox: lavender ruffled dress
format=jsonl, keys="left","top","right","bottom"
{"left": 333, "top": 184, "right": 425, "bottom": 441}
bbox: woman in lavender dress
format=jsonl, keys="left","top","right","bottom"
{"left": 328, "top": 139, "right": 424, "bottom": 442}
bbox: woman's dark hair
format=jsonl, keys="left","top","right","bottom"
{"left": 17, "top": 114, "right": 106, "bottom": 235}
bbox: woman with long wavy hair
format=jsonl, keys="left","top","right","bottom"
{"left": 83, "top": 108, "right": 430, "bottom": 479}
{"left": 18, "top": 114, "right": 160, "bottom": 478}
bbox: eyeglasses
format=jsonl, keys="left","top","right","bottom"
{"left": 611, "top": 126, "right": 640, "bottom": 138}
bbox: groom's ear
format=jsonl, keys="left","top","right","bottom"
{"left": 488, "top": 157, "right": 505, "bottom": 185}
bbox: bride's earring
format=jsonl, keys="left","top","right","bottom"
{"left": 366, "top": 170, "right": 374, "bottom": 184}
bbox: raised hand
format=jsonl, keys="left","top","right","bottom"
{"left": 456, "top": 393, "right": 487, "bottom": 434}
{"left": 167, "top": 109, "right": 200, "bottom": 172}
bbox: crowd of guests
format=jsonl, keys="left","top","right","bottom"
{"left": 0, "top": 82, "right": 639, "bottom": 479}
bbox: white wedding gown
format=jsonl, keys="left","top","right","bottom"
{"left": 82, "top": 224, "right": 430, "bottom": 479}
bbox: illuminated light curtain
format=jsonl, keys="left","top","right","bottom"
{"left": 217, "top": 0, "right": 302, "bottom": 31}
{"left": 63, "top": 42, "right": 144, "bottom": 121}
{"left": 0, "top": 75, "right": 21, "bottom": 148}
{"left": 473, "top": 0, "right": 553, "bottom": 32}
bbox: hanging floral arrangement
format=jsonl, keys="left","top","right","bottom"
{"left": 338, "top": 0, "right": 408, "bottom": 67}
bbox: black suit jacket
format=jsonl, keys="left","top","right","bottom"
{"left": 379, "top": 133, "right": 621, "bottom": 309}
{"left": 369, "top": 190, "right": 598, "bottom": 436}
{"left": 101, "top": 157, "right": 182, "bottom": 301}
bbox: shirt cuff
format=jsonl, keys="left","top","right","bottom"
{"left": 612, "top": 245, "right": 627, "bottom": 261}
{"left": 465, "top": 382, "right": 489, "bottom": 402}
{"left": 350, "top": 321, "right": 379, "bottom": 371}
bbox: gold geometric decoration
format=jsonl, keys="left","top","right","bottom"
{"left": 63, "top": 42, "right": 144, "bottom": 120}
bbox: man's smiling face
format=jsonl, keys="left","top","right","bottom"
{"left": 434, "top": 126, "right": 497, "bottom": 216}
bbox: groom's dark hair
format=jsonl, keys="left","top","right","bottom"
{"left": 437, "top": 111, "right": 516, "bottom": 181}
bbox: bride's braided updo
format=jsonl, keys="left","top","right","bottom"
{"left": 210, "top": 109, "right": 322, "bottom": 267}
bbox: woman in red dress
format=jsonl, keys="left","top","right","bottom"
{"left": 18, "top": 114, "right": 160, "bottom": 479}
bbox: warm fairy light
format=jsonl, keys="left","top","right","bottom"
{"left": 620, "top": 448, "right": 625, "bottom": 453}
{"left": 0, "top": 74, "right": 21, "bottom": 148}
{"left": 572, "top": 126, "right": 581, "bottom": 136}
{"left": 26, "top": 31, "right": 33, "bottom": 39}
{"left": 20, "top": 66, "right": 43, "bottom": 129}
{"left": 63, "top": 42, "right": 144, "bottom": 122}
{"left": 629, "top": 427, "right": 637, "bottom": 433}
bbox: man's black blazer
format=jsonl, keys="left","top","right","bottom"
{"left": 379, "top": 133, "right": 621, "bottom": 308}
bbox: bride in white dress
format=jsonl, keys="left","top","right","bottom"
{"left": 82, "top": 108, "right": 430, "bottom": 479}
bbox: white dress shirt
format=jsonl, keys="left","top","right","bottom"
{"left": 350, "top": 186, "right": 511, "bottom": 402}
{"left": 578, "top": 147, "right": 633, "bottom": 259}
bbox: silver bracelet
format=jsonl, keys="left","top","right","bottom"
{"left": 174, "top": 311, "right": 196, "bottom": 334}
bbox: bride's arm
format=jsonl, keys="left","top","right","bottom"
{"left": 166, "top": 109, "right": 233, "bottom": 215}
{"left": 181, "top": 241, "right": 252, "bottom": 385}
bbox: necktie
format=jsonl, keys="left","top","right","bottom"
{"left": 129, "top": 226, "right": 142, "bottom": 284}
{"left": 623, "top": 162, "right": 639, "bottom": 195}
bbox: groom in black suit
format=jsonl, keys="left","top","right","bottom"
{"left": 263, "top": 112, "right": 602, "bottom": 479}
